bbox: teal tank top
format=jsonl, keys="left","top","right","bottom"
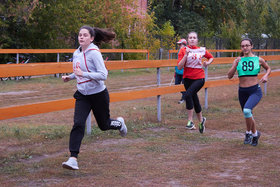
{"left": 175, "top": 66, "right": 184, "bottom": 75}
{"left": 175, "top": 48, "right": 184, "bottom": 75}
{"left": 237, "top": 56, "right": 260, "bottom": 77}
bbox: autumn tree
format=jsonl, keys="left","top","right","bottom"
{"left": 149, "top": 0, "right": 245, "bottom": 38}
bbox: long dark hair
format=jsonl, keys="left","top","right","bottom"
{"left": 79, "top": 25, "right": 116, "bottom": 47}
{"left": 240, "top": 38, "right": 253, "bottom": 57}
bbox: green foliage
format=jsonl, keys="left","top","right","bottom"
{"left": 149, "top": 0, "right": 245, "bottom": 38}
{"left": 0, "top": 1, "right": 157, "bottom": 49}
{"left": 219, "top": 20, "right": 244, "bottom": 50}
{"left": 0, "top": 0, "right": 35, "bottom": 48}
{"left": 0, "top": 0, "right": 279, "bottom": 55}
{"left": 0, "top": 3, "right": 9, "bottom": 48}
{"left": 244, "top": 0, "right": 267, "bottom": 38}
{"left": 264, "top": 0, "right": 280, "bottom": 38}
{"left": 28, "top": 0, "right": 84, "bottom": 49}
{"left": 159, "top": 21, "right": 176, "bottom": 49}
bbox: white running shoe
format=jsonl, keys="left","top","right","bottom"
{"left": 178, "top": 99, "right": 185, "bottom": 104}
{"left": 62, "top": 157, "right": 79, "bottom": 170}
{"left": 117, "top": 117, "right": 127, "bottom": 137}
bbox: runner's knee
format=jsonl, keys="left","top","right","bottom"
{"left": 243, "top": 108, "right": 252, "bottom": 118}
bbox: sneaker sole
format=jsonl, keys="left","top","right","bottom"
{"left": 186, "top": 126, "right": 196, "bottom": 130}
{"left": 62, "top": 163, "right": 79, "bottom": 170}
{"left": 199, "top": 117, "right": 206, "bottom": 134}
{"left": 117, "top": 117, "right": 127, "bottom": 137}
{"left": 244, "top": 136, "right": 252, "bottom": 144}
{"left": 251, "top": 132, "right": 261, "bottom": 146}
{"left": 244, "top": 140, "right": 252, "bottom": 144}
{"left": 199, "top": 126, "right": 205, "bottom": 133}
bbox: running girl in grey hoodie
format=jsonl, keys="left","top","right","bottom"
{"left": 62, "top": 25, "right": 127, "bottom": 170}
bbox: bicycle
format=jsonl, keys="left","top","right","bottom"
{"left": 1, "top": 55, "right": 31, "bottom": 81}
{"left": 54, "top": 55, "right": 73, "bottom": 78}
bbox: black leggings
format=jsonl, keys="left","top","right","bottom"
{"left": 69, "top": 88, "right": 120, "bottom": 158}
{"left": 183, "top": 78, "right": 205, "bottom": 113}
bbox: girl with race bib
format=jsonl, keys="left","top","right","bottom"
{"left": 228, "top": 38, "right": 271, "bottom": 146}
{"left": 61, "top": 25, "right": 127, "bottom": 170}
{"left": 178, "top": 31, "right": 214, "bottom": 133}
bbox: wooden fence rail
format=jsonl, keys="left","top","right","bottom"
{"left": 1, "top": 71, "right": 280, "bottom": 121}
{"left": 0, "top": 49, "right": 150, "bottom": 71}
{"left": 169, "top": 49, "right": 280, "bottom": 54}
{"left": 1, "top": 48, "right": 279, "bottom": 54}
{"left": 1, "top": 55, "right": 280, "bottom": 77}
{"left": 1, "top": 48, "right": 280, "bottom": 122}
{"left": 0, "top": 49, "right": 150, "bottom": 54}
{"left": 0, "top": 60, "right": 174, "bottom": 77}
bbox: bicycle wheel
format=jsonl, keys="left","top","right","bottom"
{"left": 1, "top": 77, "right": 11, "bottom": 81}
{"left": 22, "top": 76, "right": 31, "bottom": 79}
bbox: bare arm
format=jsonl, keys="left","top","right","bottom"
{"left": 227, "top": 57, "right": 240, "bottom": 79}
{"left": 204, "top": 58, "right": 214, "bottom": 67}
{"left": 259, "top": 57, "right": 271, "bottom": 83}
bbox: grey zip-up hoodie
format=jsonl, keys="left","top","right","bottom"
{"left": 69, "top": 43, "right": 108, "bottom": 95}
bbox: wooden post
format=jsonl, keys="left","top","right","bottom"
{"left": 157, "top": 67, "right": 161, "bottom": 122}
{"left": 121, "top": 52, "right": 124, "bottom": 72}
{"left": 56, "top": 53, "right": 60, "bottom": 78}
{"left": 15, "top": 53, "right": 19, "bottom": 80}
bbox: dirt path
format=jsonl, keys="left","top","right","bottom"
{"left": 0, "top": 70, "right": 280, "bottom": 186}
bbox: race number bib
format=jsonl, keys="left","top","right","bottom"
{"left": 237, "top": 56, "right": 260, "bottom": 77}
{"left": 185, "top": 47, "right": 206, "bottom": 69}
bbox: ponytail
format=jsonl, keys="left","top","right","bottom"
{"left": 93, "top": 27, "right": 116, "bottom": 47}
{"left": 79, "top": 25, "right": 116, "bottom": 47}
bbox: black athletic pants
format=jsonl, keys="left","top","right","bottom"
{"left": 183, "top": 78, "right": 205, "bottom": 113}
{"left": 69, "top": 88, "right": 120, "bottom": 158}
